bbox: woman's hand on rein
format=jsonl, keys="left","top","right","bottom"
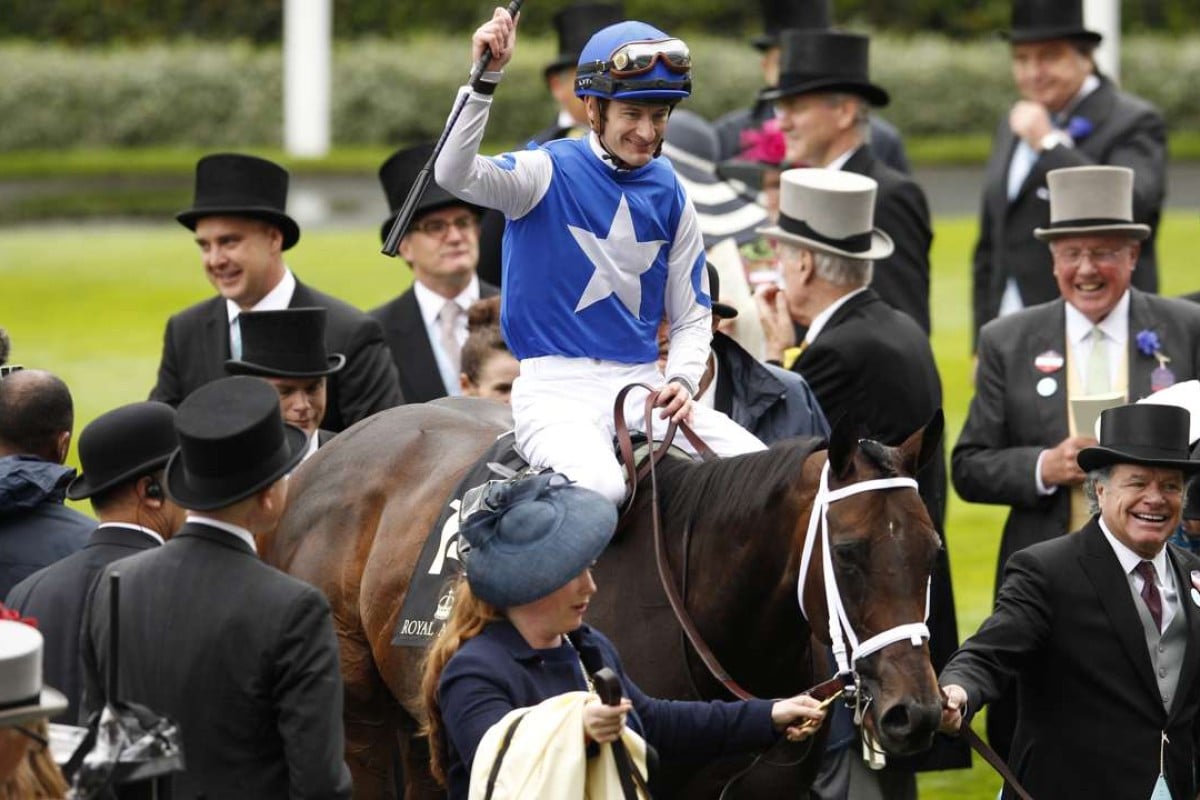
{"left": 584, "top": 695, "right": 632, "bottom": 744}
{"left": 771, "top": 694, "right": 828, "bottom": 742}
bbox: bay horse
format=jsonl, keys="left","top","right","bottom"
{"left": 265, "top": 397, "right": 946, "bottom": 798}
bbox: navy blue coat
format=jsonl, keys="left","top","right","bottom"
{"left": 6, "top": 524, "right": 161, "bottom": 721}
{"left": 0, "top": 456, "right": 92, "bottom": 599}
{"left": 438, "top": 621, "right": 777, "bottom": 799}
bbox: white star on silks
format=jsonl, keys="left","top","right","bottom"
{"left": 570, "top": 194, "right": 667, "bottom": 318}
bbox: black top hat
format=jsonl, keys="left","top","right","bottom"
{"left": 378, "top": 143, "right": 480, "bottom": 244}
{"left": 176, "top": 154, "right": 301, "bottom": 251}
{"left": 706, "top": 263, "right": 738, "bottom": 320}
{"left": 759, "top": 30, "right": 889, "bottom": 107}
{"left": 546, "top": 3, "right": 624, "bottom": 76}
{"left": 752, "top": 0, "right": 832, "bottom": 51}
{"left": 1006, "top": 0, "right": 1102, "bottom": 45}
{"left": 67, "top": 402, "right": 179, "bottom": 501}
{"left": 1077, "top": 405, "right": 1200, "bottom": 474}
{"left": 165, "top": 376, "right": 307, "bottom": 511}
{"left": 224, "top": 308, "right": 345, "bottom": 378}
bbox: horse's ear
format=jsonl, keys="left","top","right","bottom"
{"left": 827, "top": 413, "right": 859, "bottom": 480}
{"left": 899, "top": 408, "right": 944, "bottom": 475}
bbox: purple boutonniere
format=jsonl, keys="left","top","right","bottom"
{"left": 1136, "top": 328, "right": 1176, "bottom": 392}
{"left": 1065, "top": 116, "right": 1094, "bottom": 141}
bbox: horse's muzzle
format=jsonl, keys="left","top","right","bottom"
{"left": 874, "top": 697, "right": 941, "bottom": 756}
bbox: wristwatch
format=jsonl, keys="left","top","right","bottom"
{"left": 1038, "top": 130, "right": 1074, "bottom": 152}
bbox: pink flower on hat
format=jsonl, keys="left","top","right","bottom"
{"left": 0, "top": 603, "right": 37, "bottom": 629}
{"left": 739, "top": 119, "right": 788, "bottom": 165}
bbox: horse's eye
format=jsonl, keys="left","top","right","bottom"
{"left": 832, "top": 540, "right": 869, "bottom": 568}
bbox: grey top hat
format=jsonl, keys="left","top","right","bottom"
{"left": 0, "top": 620, "right": 68, "bottom": 726}
{"left": 1034, "top": 166, "right": 1151, "bottom": 242}
{"left": 757, "top": 168, "right": 894, "bottom": 260}
{"left": 457, "top": 473, "right": 617, "bottom": 608}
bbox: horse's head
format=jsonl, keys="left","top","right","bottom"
{"left": 799, "top": 411, "right": 945, "bottom": 758}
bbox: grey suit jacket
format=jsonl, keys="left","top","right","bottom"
{"left": 941, "top": 524, "right": 1200, "bottom": 800}
{"left": 80, "top": 523, "right": 352, "bottom": 799}
{"left": 952, "top": 290, "right": 1200, "bottom": 579}
{"left": 971, "top": 75, "right": 1166, "bottom": 342}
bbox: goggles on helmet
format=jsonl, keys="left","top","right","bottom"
{"left": 579, "top": 38, "right": 691, "bottom": 79}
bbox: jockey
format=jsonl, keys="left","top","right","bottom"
{"left": 435, "top": 9, "right": 766, "bottom": 505}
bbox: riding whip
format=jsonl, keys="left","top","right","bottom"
{"left": 380, "top": 0, "right": 525, "bottom": 257}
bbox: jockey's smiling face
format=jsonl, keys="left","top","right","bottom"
{"left": 588, "top": 98, "right": 672, "bottom": 168}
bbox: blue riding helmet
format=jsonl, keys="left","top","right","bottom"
{"left": 575, "top": 21, "right": 693, "bottom": 102}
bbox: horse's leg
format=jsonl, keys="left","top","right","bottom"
{"left": 396, "top": 711, "right": 444, "bottom": 800}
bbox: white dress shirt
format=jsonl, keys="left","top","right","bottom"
{"left": 804, "top": 287, "right": 868, "bottom": 347}
{"left": 1100, "top": 516, "right": 1178, "bottom": 632}
{"left": 413, "top": 276, "right": 481, "bottom": 396}
{"left": 186, "top": 514, "right": 258, "bottom": 554}
{"left": 96, "top": 521, "right": 164, "bottom": 546}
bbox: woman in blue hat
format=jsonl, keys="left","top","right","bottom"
{"left": 421, "top": 473, "right": 827, "bottom": 798}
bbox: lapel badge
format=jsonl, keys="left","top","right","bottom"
{"left": 1036, "top": 376, "right": 1058, "bottom": 397}
{"left": 1034, "top": 350, "right": 1064, "bottom": 374}
{"left": 1151, "top": 366, "right": 1176, "bottom": 393}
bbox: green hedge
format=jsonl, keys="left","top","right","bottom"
{"left": 3, "top": 34, "right": 1200, "bottom": 152}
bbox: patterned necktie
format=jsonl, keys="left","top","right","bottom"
{"left": 229, "top": 315, "right": 243, "bottom": 360}
{"left": 1085, "top": 326, "right": 1110, "bottom": 394}
{"left": 438, "top": 301, "right": 462, "bottom": 374}
{"left": 1135, "top": 560, "right": 1163, "bottom": 633}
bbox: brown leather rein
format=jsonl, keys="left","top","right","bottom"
{"left": 610, "top": 383, "right": 1035, "bottom": 800}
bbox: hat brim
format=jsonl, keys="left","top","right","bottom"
{"left": 225, "top": 354, "right": 346, "bottom": 379}
{"left": 750, "top": 34, "right": 777, "bottom": 52}
{"left": 1077, "top": 446, "right": 1200, "bottom": 475}
{"left": 662, "top": 145, "right": 769, "bottom": 247}
{"left": 1003, "top": 27, "right": 1103, "bottom": 45}
{"left": 164, "top": 424, "right": 308, "bottom": 511}
{"left": 0, "top": 686, "right": 68, "bottom": 726}
{"left": 1034, "top": 223, "right": 1151, "bottom": 242}
{"left": 66, "top": 453, "right": 174, "bottom": 501}
{"left": 756, "top": 224, "right": 895, "bottom": 261}
{"left": 176, "top": 207, "right": 300, "bottom": 251}
{"left": 760, "top": 78, "right": 890, "bottom": 108}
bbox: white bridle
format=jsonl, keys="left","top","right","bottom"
{"left": 796, "top": 460, "right": 931, "bottom": 680}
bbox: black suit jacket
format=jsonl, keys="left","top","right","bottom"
{"left": 941, "top": 523, "right": 1200, "bottom": 800}
{"left": 972, "top": 76, "right": 1166, "bottom": 341}
{"left": 149, "top": 278, "right": 402, "bottom": 432}
{"left": 952, "top": 290, "right": 1200, "bottom": 581}
{"left": 5, "top": 524, "right": 159, "bottom": 722}
{"left": 843, "top": 147, "right": 932, "bottom": 334}
{"left": 369, "top": 281, "right": 500, "bottom": 404}
{"left": 80, "top": 523, "right": 351, "bottom": 799}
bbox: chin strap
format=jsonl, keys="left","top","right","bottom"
{"left": 587, "top": 98, "right": 672, "bottom": 171}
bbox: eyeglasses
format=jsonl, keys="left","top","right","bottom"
{"left": 606, "top": 38, "right": 691, "bottom": 77}
{"left": 0, "top": 365, "right": 24, "bottom": 378}
{"left": 412, "top": 215, "right": 477, "bottom": 238}
{"left": 1051, "top": 246, "right": 1129, "bottom": 267}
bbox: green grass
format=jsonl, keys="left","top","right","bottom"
{"left": 1, "top": 213, "right": 1198, "bottom": 797}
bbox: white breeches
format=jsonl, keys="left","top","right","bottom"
{"left": 511, "top": 356, "right": 767, "bottom": 505}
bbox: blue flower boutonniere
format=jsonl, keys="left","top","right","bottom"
{"left": 1136, "top": 328, "right": 1176, "bottom": 391}
{"left": 1065, "top": 116, "right": 1094, "bottom": 141}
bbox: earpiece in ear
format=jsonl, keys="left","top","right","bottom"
{"left": 145, "top": 477, "right": 163, "bottom": 500}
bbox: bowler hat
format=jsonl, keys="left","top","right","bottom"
{"left": 67, "top": 402, "right": 178, "bottom": 501}
{"left": 378, "top": 143, "right": 480, "bottom": 244}
{"left": 546, "top": 3, "right": 624, "bottom": 76}
{"left": 751, "top": 0, "right": 832, "bottom": 51}
{"left": 707, "top": 263, "right": 738, "bottom": 319}
{"left": 225, "top": 308, "right": 345, "bottom": 378}
{"left": 757, "top": 168, "right": 893, "bottom": 260}
{"left": 1034, "top": 166, "right": 1151, "bottom": 242}
{"left": 662, "top": 110, "right": 768, "bottom": 248}
{"left": 176, "top": 153, "right": 300, "bottom": 251}
{"left": 458, "top": 472, "right": 617, "bottom": 608}
{"left": 0, "top": 619, "right": 68, "bottom": 726}
{"left": 760, "top": 30, "right": 889, "bottom": 108}
{"left": 165, "top": 376, "right": 307, "bottom": 511}
{"left": 1077, "top": 404, "right": 1200, "bottom": 474}
{"left": 1005, "top": 0, "right": 1102, "bottom": 45}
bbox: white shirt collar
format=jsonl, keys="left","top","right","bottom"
{"left": 225, "top": 267, "right": 296, "bottom": 324}
{"left": 1064, "top": 289, "right": 1130, "bottom": 347}
{"left": 804, "top": 287, "right": 869, "bottom": 345}
{"left": 96, "top": 522, "right": 165, "bottom": 546}
{"left": 825, "top": 144, "right": 861, "bottom": 172}
{"left": 186, "top": 514, "right": 258, "bottom": 554}
{"left": 1061, "top": 74, "right": 1102, "bottom": 119}
{"left": 302, "top": 430, "right": 320, "bottom": 462}
{"left": 413, "top": 276, "right": 481, "bottom": 330}
{"left": 1098, "top": 516, "right": 1170, "bottom": 584}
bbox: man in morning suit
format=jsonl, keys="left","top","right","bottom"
{"left": 150, "top": 153, "right": 402, "bottom": 430}
{"left": 941, "top": 403, "right": 1200, "bottom": 800}
{"left": 370, "top": 143, "right": 498, "bottom": 404}
{"left": 476, "top": 2, "right": 624, "bottom": 287}
{"left": 81, "top": 376, "right": 352, "bottom": 799}
{"left": 225, "top": 307, "right": 343, "bottom": 463}
{"left": 971, "top": 0, "right": 1165, "bottom": 342}
{"left": 755, "top": 169, "right": 966, "bottom": 794}
{"left": 6, "top": 401, "right": 183, "bottom": 722}
{"left": 764, "top": 28, "right": 932, "bottom": 334}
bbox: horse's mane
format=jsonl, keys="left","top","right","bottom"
{"left": 650, "top": 436, "right": 824, "bottom": 529}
